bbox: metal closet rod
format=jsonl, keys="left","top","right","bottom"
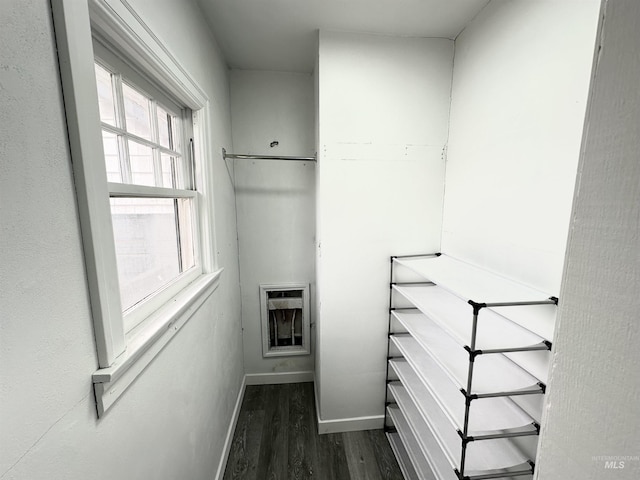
{"left": 222, "top": 148, "right": 316, "bottom": 162}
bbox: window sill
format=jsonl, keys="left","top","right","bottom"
{"left": 92, "top": 269, "right": 222, "bottom": 417}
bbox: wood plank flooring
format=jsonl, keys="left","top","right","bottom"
{"left": 223, "top": 382, "right": 403, "bottom": 480}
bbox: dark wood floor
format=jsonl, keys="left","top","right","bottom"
{"left": 223, "top": 382, "right": 403, "bottom": 480}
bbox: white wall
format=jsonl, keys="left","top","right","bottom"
{"left": 442, "top": 0, "right": 601, "bottom": 294}
{"left": 315, "top": 31, "right": 453, "bottom": 429}
{"left": 230, "top": 70, "right": 316, "bottom": 378}
{"left": 0, "top": 1, "right": 243, "bottom": 479}
{"left": 537, "top": 1, "right": 640, "bottom": 477}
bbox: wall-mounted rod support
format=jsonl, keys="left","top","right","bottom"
{"left": 222, "top": 148, "right": 316, "bottom": 162}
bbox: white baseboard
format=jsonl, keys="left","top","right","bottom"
{"left": 313, "top": 376, "right": 384, "bottom": 435}
{"left": 317, "top": 414, "right": 385, "bottom": 434}
{"left": 244, "top": 370, "right": 314, "bottom": 385}
{"left": 313, "top": 373, "right": 384, "bottom": 434}
{"left": 214, "top": 375, "right": 246, "bottom": 480}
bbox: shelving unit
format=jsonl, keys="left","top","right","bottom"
{"left": 384, "top": 253, "right": 557, "bottom": 480}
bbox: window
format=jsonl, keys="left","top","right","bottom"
{"left": 52, "top": 0, "right": 221, "bottom": 417}
{"left": 93, "top": 43, "right": 201, "bottom": 331}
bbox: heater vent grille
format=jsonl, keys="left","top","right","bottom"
{"left": 260, "top": 284, "right": 310, "bottom": 357}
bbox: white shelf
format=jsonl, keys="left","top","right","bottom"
{"left": 394, "top": 255, "right": 551, "bottom": 303}
{"left": 387, "top": 253, "right": 552, "bottom": 479}
{"left": 387, "top": 431, "right": 422, "bottom": 480}
{"left": 387, "top": 410, "right": 435, "bottom": 480}
{"left": 394, "top": 255, "right": 556, "bottom": 340}
{"left": 389, "top": 356, "right": 536, "bottom": 435}
{"left": 392, "top": 311, "right": 542, "bottom": 393}
{"left": 388, "top": 403, "right": 457, "bottom": 480}
{"left": 390, "top": 383, "right": 533, "bottom": 476}
{"left": 393, "top": 284, "right": 546, "bottom": 349}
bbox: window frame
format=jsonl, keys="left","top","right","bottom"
{"left": 94, "top": 43, "right": 203, "bottom": 332}
{"left": 52, "top": 0, "right": 221, "bottom": 417}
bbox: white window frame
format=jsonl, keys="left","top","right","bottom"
{"left": 52, "top": 0, "right": 222, "bottom": 417}
{"left": 94, "top": 42, "right": 203, "bottom": 333}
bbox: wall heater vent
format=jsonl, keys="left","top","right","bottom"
{"left": 260, "top": 284, "right": 310, "bottom": 357}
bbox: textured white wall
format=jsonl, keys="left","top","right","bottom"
{"left": 0, "top": 1, "right": 243, "bottom": 479}
{"left": 316, "top": 31, "right": 453, "bottom": 426}
{"left": 230, "top": 70, "right": 316, "bottom": 376}
{"left": 537, "top": 1, "right": 640, "bottom": 478}
{"left": 442, "top": 0, "right": 601, "bottom": 294}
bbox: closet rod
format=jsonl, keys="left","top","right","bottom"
{"left": 222, "top": 148, "right": 316, "bottom": 162}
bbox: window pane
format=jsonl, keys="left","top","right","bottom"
{"left": 178, "top": 157, "right": 190, "bottom": 190}
{"left": 102, "top": 131, "right": 121, "bottom": 182}
{"left": 157, "top": 106, "right": 171, "bottom": 149}
{"left": 160, "top": 153, "right": 175, "bottom": 188}
{"left": 123, "top": 83, "right": 152, "bottom": 140}
{"left": 172, "top": 115, "right": 182, "bottom": 153}
{"left": 95, "top": 64, "right": 116, "bottom": 126}
{"left": 110, "top": 198, "right": 180, "bottom": 311}
{"left": 95, "top": 64, "right": 116, "bottom": 125}
{"left": 160, "top": 153, "right": 191, "bottom": 189}
{"left": 177, "top": 198, "right": 195, "bottom": 271}
{"left": 128, "top": 140, "right": 155, "bottom": 186}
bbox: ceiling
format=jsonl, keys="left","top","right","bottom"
{"left": 196, "top": 0, "right": 490, "bottom": 73}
